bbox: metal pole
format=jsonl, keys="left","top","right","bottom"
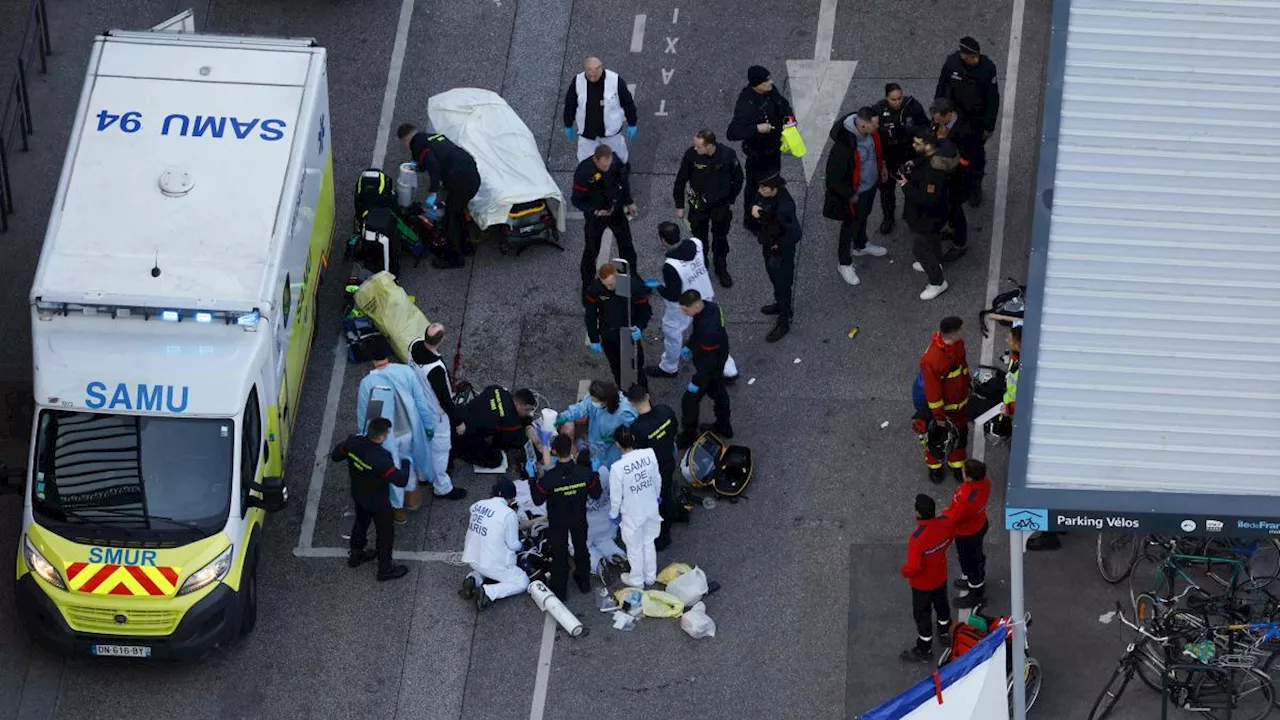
{"left": 613, "top": 258, "right": 635, "bottom": 391}
{"left": 1010, "top": 529, "right": 1027, "bottom": 720}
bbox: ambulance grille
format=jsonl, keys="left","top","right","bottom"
{"left": 63, "top": 605, "right": 180, "bottom": 635}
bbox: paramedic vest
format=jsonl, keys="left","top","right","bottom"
{"left": 665, "top": 238, "right": 715, "bottom": 301}
{"left": 575, "top": 70, "right": 626, "bottom": 138}
{"left": 412, "top": 351, "right": 452, "bottom": 427}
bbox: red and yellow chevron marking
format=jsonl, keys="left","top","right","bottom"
{"left": 64, "top": 562, "right": 181, "bottom": 596}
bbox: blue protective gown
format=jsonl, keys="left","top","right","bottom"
{"left": 356, "top": 364, "right": 437, "bottom": 506}
{"left": 556, "top": 396, "right": 637, "bottom": 474}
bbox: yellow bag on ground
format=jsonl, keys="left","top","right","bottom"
{"left": 354, "top": 271, "right": 430, "bottom": 363}
{"left": 641, "top": 590, "right": 685, "bottom": 618}
{"left": 780, "top": 124, "right": 807, "bottom": 158}
{"left": 614, "top": 587, "right": 644, "bottom": 606}
{"left": 656, "top": 563, "right": 693, "bottom": 586}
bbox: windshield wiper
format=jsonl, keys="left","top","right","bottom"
{"left": 43, "top": 505, "right": 205, "bottom": 534}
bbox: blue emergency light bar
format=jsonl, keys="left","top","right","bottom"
{"left": 35, "top": 302, "right": 262, "bottom": 327}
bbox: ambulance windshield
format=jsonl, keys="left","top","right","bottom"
{"left": 31, "top": 410, "right": 233, "bottom": 540}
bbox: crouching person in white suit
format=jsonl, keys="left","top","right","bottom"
{"left": 608, "top": 427, "right": 662, "bottom": 587}
{"left": 460, "top": 481, "right": 528, "bottom": 610}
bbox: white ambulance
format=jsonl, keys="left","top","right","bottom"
{"left": 8, "top": 24, "right": 335, "bottom": 659}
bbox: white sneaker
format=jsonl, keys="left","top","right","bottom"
{"left": 919, "top": 281, "right": 949, "bottom": 301}
{"left": 838, "top": 264, "right": 861, "bottom": 286}
{"left": 850, "top": 243, "right": 888, "bottom": 258}
{"left": 912, "top": 262, "right": 924, "bottom": 273}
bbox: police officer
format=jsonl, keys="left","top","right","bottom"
{"left": 726, "top": 65, "right": 794, "bottom": 231}
{"left": 396, "top": 123, "right": 480, "bottom": 269}
{"left": 330, "top": 417, "right": 410, "bottom": 582}
{"left": 673, "top": 130, "right": 745, "bottom": 287}
{"left": 585, "top": 263, "right": 653, "bottom": 389}
{"left": 900, "top": 494, "right": 954, "bottom": 662}
{"left": 752, "top": 175, "right": 802, "bottom": 342}
{"left": 626, "top": 384, "right": 683, "bottom": 550}
{"left": 531, "top": 434, "right": 602, "bottom": 599}
{"left": 677, "top": 290, "right": 732, "bottom": 446}
{"left": 872, "top": 83, "right": 929, "bottom": 234}
{"left": 934, "top": 36, "right": 1001, "bottom": 207}
{"left": 572, "top": 145, "right": 639, "bottom": 305}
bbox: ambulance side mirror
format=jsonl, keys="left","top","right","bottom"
{"left": 248, "top": 475, "right": 288, "bottom": 512}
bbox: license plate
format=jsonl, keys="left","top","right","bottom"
{"left": 92, "top": 644, "right": 151, "bottom": 658}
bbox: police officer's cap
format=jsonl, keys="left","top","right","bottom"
{"left": 959, "top": 36, "right": 981, "bottom": 55}
{"left": 758, "top": 174, "right": 786, "bottom": 189}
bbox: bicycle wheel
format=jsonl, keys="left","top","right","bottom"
{"left": 1204, "top": 538, "right": 1253, "bottom": 588}
{"left": 1133, "top": 636, "right": 1173, "bottom": 693}
{"left": 1130, "top": 554, "right": 1172, "bottom": 606}
{"left": 1193, "top": 667, "right": 1274, "bottom": 720}
{"left": 1024, "top": 657, "right": 1043, "bottom": 710}
{"left": 1088, "top": 660, "right": 1134, "bottom": 720}
{"left": 1098, "top": 533, "right": 1141, "bottom": 583}
{"left": 1248, "top": 540, "right": 1280, "bottom": 587}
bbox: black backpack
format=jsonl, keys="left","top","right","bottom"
{"left": 353, "top": 168, "right": 396, "bottom": 233}
{"left": 979, "top": 279, "right": 1026, "bottom": 337}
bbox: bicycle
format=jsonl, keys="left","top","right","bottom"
{"left": 1099, "top": 536, "right": 1280, "bottom": 587}
{"left": 1089, "top": 602, "right": 1274, "bottom": 720}
{"left": 1130, "top": 551, "right": 1249, "bottom": 611}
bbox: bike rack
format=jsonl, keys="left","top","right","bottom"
{"left": 0, "top": 0, "right": 54, "bottom": 233}
{"left": 1161, "top": 663, "right": 1238, "bottom": 720}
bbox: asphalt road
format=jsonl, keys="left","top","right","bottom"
{"left": 0, "top": 0, "right": 1164, "bottom": 718}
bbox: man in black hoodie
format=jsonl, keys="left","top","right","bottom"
{"left": 935, "top": 36, "right": 1001, "bottom": 207}
{"left": 397, "top": 123, "right": 479, "bottom": 269}
{"left": 751, "top": 174, "right": 802, "bottom": 342}
{"left": 900, "top": 130, "right": 960, "bottom": 302}
{"left": 572, "top": 145, "right": 639, "bottom": 305}
{"left": 823, "top": 107, "right": 889, "bottom": 289}
{"left": 726, "top": 65, "right": 794, "bottom": 232}
{"left": 872, "top": 84, "right": 929, "bottom": 234}
{"left": 673, "top": 130, "right": 744, "bottom": 287}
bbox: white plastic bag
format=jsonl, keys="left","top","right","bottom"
{"left": 680, "top": 602, "right": 716, "bottom": 639}
{"left": 666, "top": 566, "right": 709, "bottom": 606}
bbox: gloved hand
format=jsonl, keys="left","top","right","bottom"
{"left": 681, "top": 346, "right": 692, "bottom": 360}
{"left": 564, "top": 126, "right": 576, "bottom": 140}
{"left": 687, "top": 382, "right": 700, "bottom": 394}
{"left": 643, "top": 276, "right": 661, "bottom": 289}
{"left": 626, "top": 125, "right": 638, "bottom": 140}
{"left": 588, "top": 342, "right": 603, "bottom": 354}
{"left": 630, "top": 327, "right": 642, "bottom": 342}
{"left": 425, "top": 204, "right": 443, "bottom": 221}
{"left": 591, "top": 458, "right": 602, "bottom": 473}
{"left": 524, "top": 459, "right": 536, "bottom": 478}
{"left": 911, "top": 418, "right": 928, "bottom": 435}
{"left": 425, "top": 192, "right": 438, "bottom": 208}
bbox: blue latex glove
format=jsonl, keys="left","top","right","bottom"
{"left": 610, "top": 515, "right": 621, "bottom": 527}
{"left": 425, "top": 204, "right": 443, "bottom": 221}
{"left": 591, "top": 458, "right": 602, "bottom": 473}
{"left": 564, "top": 126, "right": 576, "bottom": 140}
{"left": 643, "top": 276, "right": 661, "bottom": 289}
{"left": 626, "top": 125, "right": 637, "bottom": 140}
{"left": 687, "top": 382, "right": 700, "bottom": 394}
{"left": 681, "top": 346, "right": 692, "bottom": 360}
{"left": 588, "top": 342, "right": 603, "bottom": 354}
{"left": 425, "top": 192, "right": 438, "bottom": 207}
{"left": 630, "top": 327, "right": 642, "bottom": 342}
{"left": 524, "top": 459, "right": 535, "bottom": 477}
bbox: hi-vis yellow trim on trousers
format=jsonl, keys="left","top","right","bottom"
{"left": 64, "top": 562, "right": 181, "bottom": 596}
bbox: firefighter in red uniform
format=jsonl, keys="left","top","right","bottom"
{"left": 900, "top": 494, "right": 954, "bottom": 662}
{"left": 946, "top": 459, "right": 991, "bottom": 609}
{"left": 919, "top": 315, "right": 971, "bottom": 482}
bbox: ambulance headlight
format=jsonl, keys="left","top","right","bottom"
{"left": 177, "top": 545, "right": 233, "bottom": 596}
{"left": 22, "top": 535, "right": 66, "bottom": 591}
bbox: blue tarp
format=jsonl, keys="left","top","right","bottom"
{"left": 862, "top": 621, "right": 1009, "bottom": 720}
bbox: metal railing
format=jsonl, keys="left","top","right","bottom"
{"left": 0, "top": 0, "right": 53, "bottom": 233}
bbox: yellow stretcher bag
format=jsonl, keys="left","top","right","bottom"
{"left": 354, "top": 271, "right": 430, "bottom": 363}
{"left": 780, "top": 123, "right": 807, "bottom": 158}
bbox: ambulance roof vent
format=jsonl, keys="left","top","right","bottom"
{"left": 158, "top": 166, "right": 194, "bottom": 197}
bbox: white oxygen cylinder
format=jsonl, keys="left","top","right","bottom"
{"left": 528, "top": 580, "right": 585, "bottom": 637}
{"left": 396, "top": 162, "right": 418, "bottom": 209}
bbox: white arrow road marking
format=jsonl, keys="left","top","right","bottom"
{"left": 630, "top": 14, "right": 646, "bottom": 53}
{"left": 786, "top": 0, "right": 858, "bottom": 182}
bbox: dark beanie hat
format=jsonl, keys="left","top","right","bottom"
{"left": 915, "top": 493, "right": 936, "bottom": 519}
{"left": 758, "top": 174, "right": 786, "bottom": 189}
{"left": 747, "top": 65, "right": 771, "bottom": 87}
{"left": 959, "top": 36, "right": 980, "bottom": 54}
{"left": 493, "top": 480, "right": 516, "bottom": 500}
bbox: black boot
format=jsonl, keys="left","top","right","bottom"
{"left": 900, "top": 645, "right": 932, "bottom": 663}
{"left": 715, "top": 259, "right": 733, "bottom": 288}
{"left": 951, "top": 466, "right": 964, "bottom": 483}
{"left": 928, "top": 467, "right": 945, "bottom": 484}
{"left": 348, "top": 549, "right": 377, "bottom": 568}
{"left": 766, "top": 318, "right": 790, "bottom": 342}
{"left": 879, "top": 218, "right": 894, "bottom": 235}
{"left": 761, "top": 303, "right": 780, "bottom": 315}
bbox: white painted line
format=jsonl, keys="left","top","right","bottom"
{"left": 528, "top": 614, "right": 558, "bottom": 720}
{"left": 297, "top": 546, "right": 458, "bottom": 563}
{"left": 630, "top": 14, "right": 647, "bottom": 53}
{"left": 296, "top": 0, "right": 415, "bottom": 555}
{"left": 671, "top": 7, "right": 679, "bottom": 23}
{"left": 973, "top": 0, "right": 1027, "bottom": 465}
{"left": 578, "top": 379, "right": 591, "bottom": 399}
{"left": 814, "top": 0, "right": 838, "bottom": 60}
{"left": 565, "top": 210, "right": 584, "bottom": 220}
{"left": 627, "top": 83, "right": 637, "bottom": 102}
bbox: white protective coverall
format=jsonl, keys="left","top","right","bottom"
{"left": 658, "top": 238, "right": 738, "bottom": 377}
{"left": 609, "top": 447, "right": 662, "bottom": 587}
{"left": 356, "top": 363, "right": 443, "bottom": 506}
{"left": 462, "top": 497, "right": 528, "bottom": 602}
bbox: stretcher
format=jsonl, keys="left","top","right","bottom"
{"left": 353, "top": 272, "right": 431, "bottom": 363}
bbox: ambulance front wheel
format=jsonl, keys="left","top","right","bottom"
{"left": 239, "top": 559, "right": 258, "bottom": 637}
